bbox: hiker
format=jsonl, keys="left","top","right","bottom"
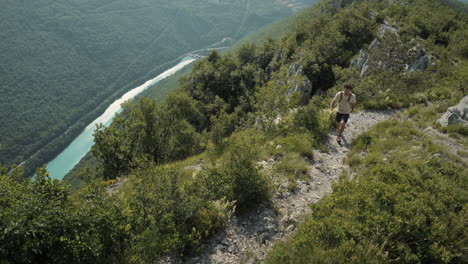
{"left": 329, "top": 84, "right": 356, "bottom": 143}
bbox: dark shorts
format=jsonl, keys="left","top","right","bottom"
{"left": 336, "top": 112, "right": 350, "bottom": 123}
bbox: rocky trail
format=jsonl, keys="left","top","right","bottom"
{"left": 170, "top": 110, "right": 397, "bottom": 264}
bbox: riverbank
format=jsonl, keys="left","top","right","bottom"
{"left": 20, "top": 56, "right": 196, "bottom": 179}
{"left": 45, "top": 57, "right": 195, "bottom": 180}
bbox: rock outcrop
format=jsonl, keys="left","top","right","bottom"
{"left": 351, "top": 22, "right": 433, "bottom": 77}
{"left": 286, "top": 62, "right": 313, "bottom": 105}
{"left": 351, "top": 22, "right": 403, "bottom": 77}
{"left": 350, "top": 49, "right": 369, "bottom": 73}
{"left": 437, "top": 96, "right": 468, "bottom": 127}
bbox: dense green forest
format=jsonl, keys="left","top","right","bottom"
{"left": 1, "top": 0, "right": 467, "bottom": 263}
{"left": 61, "top": 8, "right": 307, "bottom": 186}
{"left": 0, "top": 0, "right": 301, "bottom": 177}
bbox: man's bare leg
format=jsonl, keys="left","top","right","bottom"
{"left": 338, "top": 121, "right": 346, "bottom": 135}
{"left": 336, "top": 121, "right": 344, "bottom": 142}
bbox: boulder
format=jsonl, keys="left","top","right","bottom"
{"left": 407, "top": 54, "right": 431, "bottom": 72}
{"left": 406, "top": 46, "right": 432, "bottom": 72}
{"left": 377, "top": 22, "right": 398, "bottom": 37}
{"left": 287, "top": 61, "right": 301, "bottom": 77}
{"left": 437, "top": 96, "right": 468, "bottom": 127}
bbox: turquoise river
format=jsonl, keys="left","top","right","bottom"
{"left": 46, "top": 57, "right": 195, "bottom": 180}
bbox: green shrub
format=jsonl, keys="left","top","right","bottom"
{"left": 255, "top": 81, "right": 292, "bottom": 132}
{"left": 194, "top": 198, "right": 235, "bottom": 237}
{"left": 128, "top": 166, "right": 230, "bottom": 261}
{"left": 409, "top": 93, "right": 429, "bottom": 105}
{"left": 0, "top": 166, "right": 130, "bottom": 264}
{"left": 293, "top": 100, "right": 330, "bottom": 142}
{"left": 350, "top": 133, "right": 374, "bottom": 152}
{"left": 93, "top": 97, "right": 202, "bottom": 180}
{"left": 224, "top": 141, "right": 272, "bottom": 211}
{"left": 197, "top": 167, "right": 235, "bottom": 202}
{"left": 406, "top": 104, "right": 424, "bottom": 117}
{"left": 266, "top": 119, "right": 467, "bottom": 264}
{"left": 198, "top": 131, "right": 272, "bottom": 213}
{"left": 267, "top": 157, "right": 467, "bottom": 263}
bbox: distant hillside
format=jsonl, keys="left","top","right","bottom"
{"left": 142, "top": 2, "right": 321, "bottom": 99}
{"left": 0, "top": 0, "right": 300, "bottom": 175}
{"left": 62, "top": 2, "right": 320, "bottom": 185}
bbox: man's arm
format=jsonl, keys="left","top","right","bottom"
{"left": 330, "top": 92, "right": 340, "bottom": 114}
{"left": 330, "top": 100, "right": 336, "bottom": 114}
{"left": 350, "top": 95, "right": 356, "bottom": 112}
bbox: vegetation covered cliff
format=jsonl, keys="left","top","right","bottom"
{"left": 0, "top": 0, "right": 467, "bottom": 263}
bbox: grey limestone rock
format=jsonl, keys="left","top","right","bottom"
{"left": 352, "top": 23, "right": 403, "bottom": 77}
{"left": 377, "top": 22, "right": 398, "bottom": 37}
{"left": 350, "top": 49, "right": 369, "bottom": 73}
{"left": 437, "top": 96, "right": 468, "bottom": 127}
{"left": 287, "top": 62, "right": 313, "bottom": 105}
{"left": 407, "top": 54, "right": 431, "bottom": 72}
{"left": 352, "top": 23, "right": 435, "bottom": 77}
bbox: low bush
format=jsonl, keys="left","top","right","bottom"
{"left": 197, "top": 130, "right": 272, "bottom": 213}
{"left": 0, "top": 166, "right": 130, "bottom": 264}
{"left": 440, "top": 123, "right": 468, "bottom": 136}
{"left": 266, "top": 120, "right": 467, "bottom": 263}
{"left": 224, "top": 140, "right": 272, "bottom": 211}
{"left": 293, "top": 99, "right": 331, "bottom": 142}
{"left": 128, "top": 166, "right": 233, "bottom": 262}
{"left": 268, "top": 161, "right": 466, "bottom": 263}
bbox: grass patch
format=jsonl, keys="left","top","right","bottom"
{"left": 275, "top": 152, "right": 310, "bottom": 181}
{"left": 273, "top": 134, "right": 314, "bottom": 160}
{"left": 440, "top": 123, "right": 468, "bottom": 137}
{"left": 266, "top": 119, "right": 467, "bottom": 263}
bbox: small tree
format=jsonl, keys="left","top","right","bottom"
{"left": 255, "top": 81, "right": 291, "bottom": 132}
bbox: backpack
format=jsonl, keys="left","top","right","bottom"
{"left": 339, "top": 91, "right": 352, "bottom": 103}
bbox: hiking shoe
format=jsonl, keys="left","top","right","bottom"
{"left": 336, "top": 135, "right": 341, "bottom": 143}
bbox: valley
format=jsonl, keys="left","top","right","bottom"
{"left": 0, "top": 0, "right": 466, "bottom": 263}
{"left": 0, "top": 0, "right": 301, "bottom": 176}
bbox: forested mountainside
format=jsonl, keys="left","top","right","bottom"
{"left": 0, "top": 0, "right": 305, "bottom": 176}
{"left": 1, "top": 0, "right": 467, "bottom": 263}
{"left": 61, "top": 7, "right": 309, "bottom": 185}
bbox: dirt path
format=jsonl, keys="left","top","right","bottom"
{"left": 168, "top": 110, "right": 396, "bottom": 264}
{"left": 171, "top": 111, "right": 395, "bottom": 264}
{"left": 156, "top": 105, "right": 468, "bottom": 264}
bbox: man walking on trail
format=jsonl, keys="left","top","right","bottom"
{"left": 330, "top": 84, "right": 356, "bottom": 143}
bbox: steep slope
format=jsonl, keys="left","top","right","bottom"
{"left": 61, "top": 5, "right": 318, "bottom": 186}
{"left": 0, "top": 0, "right": 466, "bottom": 263}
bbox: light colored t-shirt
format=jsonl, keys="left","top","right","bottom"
{"left": 332, "top": 91, "right": 356, "bottom": 114}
